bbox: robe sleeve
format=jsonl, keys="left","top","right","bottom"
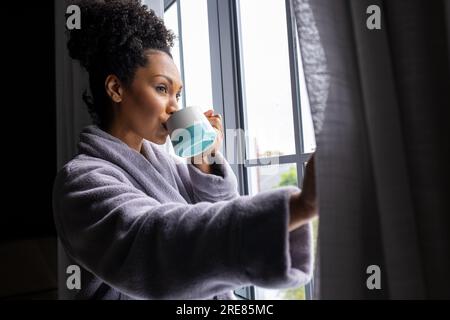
{"left": 53, "top": 159, "right": 313, "bottom": 300}
{"left": 185, "top": 151, "right": 240, "bottom": 202}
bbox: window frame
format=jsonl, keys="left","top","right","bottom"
{"left": 164, "top": 0, "right": 176, "bottom": 10}
{"left": 164, "top": 0, "right": 314, "bottom": 300}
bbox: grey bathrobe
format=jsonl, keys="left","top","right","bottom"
{"left": 52, "top": 126, "right": 313, "bottom": 300}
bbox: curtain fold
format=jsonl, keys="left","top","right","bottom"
{"left": 55, "top": 0, "right": 91, "bottom": 169}
{"left": 292, "top": 0, "right": 450, "bottom": 299}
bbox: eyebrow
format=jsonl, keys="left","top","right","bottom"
{"left": 153, "top": 74, "right": 183, "bottom": 90}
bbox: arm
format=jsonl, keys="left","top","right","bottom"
{"left": 183, "top": 151, "right": 240, "bottom": 203}
{"left": 189, "top": 151, "right": 223, "bottom": 176}
{"left": 53, "top": 161, "right": 310, "bottom": 300}
{"left": 288, "top": 154, "right": 318, "bottom": 231}
{"left": 286, "top": 154, "right": 317, "bottom": 280}
{"left": 189, "top": 156, "right": 217, "bottom": 175}
{"left": 181, "top": 110, "right": 240, "bottom": 202}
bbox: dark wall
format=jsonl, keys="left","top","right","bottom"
{"left": 0, "top": 1, "right": 58, "bottom": 299}
{"left": 2, "top": 1, "right": 56, "bottom": 241}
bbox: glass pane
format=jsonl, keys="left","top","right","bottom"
{"left": 247, "top": 163, "right": 298, "bottom": 195}
{"left": 255, "top": 286, "right": 306, "bottom": 300}
{"left": 247, "top": 162, "right": 306, "bottom": 300}
{"left": 295, "top": 25, "right": 316, "bottom": 153}
{"left": 179, "top": 0, "right": 213, "bottom": 111}
{"left": 164, "top": 1, "right": 185, "bottom": 108}
{"left": 238, "top": 0, "right": 297, "bottom": 159}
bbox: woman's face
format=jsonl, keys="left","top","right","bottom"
{"left": 118, "top": 51, "right": 183, "bottom": 145}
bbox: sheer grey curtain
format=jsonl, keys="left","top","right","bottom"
{"left": 292, "top": 0, "right": 450, "bottom": 299}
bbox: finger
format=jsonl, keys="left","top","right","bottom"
{"left": 209, "top": 114, "right": 222, "bottom": 126}
{"left": 210, "top": 119, "right": 223, "bottom": 132}
{"left": 209, "top": 116, "right": 222, "bottom": 124}
{"left": 207, "top": 113, "right": 221, "bottom": 122}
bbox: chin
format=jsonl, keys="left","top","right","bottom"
{"left": 149, "top": 134, "right": 169, "bottom": 145}
{"left": 154, "top": 139, "right": 166, "bottom": 145}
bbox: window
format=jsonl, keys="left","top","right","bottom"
{"left": 163, "top": 0, "right": 215, "bottom": 158}
{"left": 236, "top": 0, "right": 316, "bottom": 300}
{"left": 238, "top": 0, "right": 297, "bottom": 159}
{"left": 163, "top": 1, "right": 185, "bottom": 107}
{"left": 164, "top": 0, "right": 318, "bottom": 300}
{"left": 164, "top": 0, "right": 213, "bottom": 112}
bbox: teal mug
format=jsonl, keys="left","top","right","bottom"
{"left": 165, "top": 106, "right": 218, "bottom": 158}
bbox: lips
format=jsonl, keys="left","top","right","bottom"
{"left": 162, "top": 123, "right": 168, "bottom": 131}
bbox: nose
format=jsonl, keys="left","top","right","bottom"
{"left": 166, "top": 104, "right": 180, "bottom": 115}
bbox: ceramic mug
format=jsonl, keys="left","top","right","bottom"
{"left": 165, "top": 106, "right": 218, "bottom": 158}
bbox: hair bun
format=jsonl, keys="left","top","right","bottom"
{"left": 66, "top": 1, "right": 115, "bottom": 70}
{"left": 66, "top": 0, "right": 156, "bottom": 71}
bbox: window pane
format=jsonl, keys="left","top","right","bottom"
{"left": 238, "top": 0, "right": 297, "bottom": 159}
{"left": 164, "top": 1, "right": 185, "bottom": 107}
{"left": 247, "top": 163, "right": 298, "bottom": 195}
{"left": 179, "top": 0, "right": 213, "bottom": 111}
{"left": 247, "top": 162, "right": 306, "bottom": 300}
{"left": 255, "top": 286, "right": 306, "bottom": 300}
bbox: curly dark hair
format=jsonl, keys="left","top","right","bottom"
{"left": 66, "top": 0, "right": 175, "bottom": 128}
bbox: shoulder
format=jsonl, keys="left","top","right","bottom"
{"left": 54, "top": 154, "right": 131, "bottom": 190}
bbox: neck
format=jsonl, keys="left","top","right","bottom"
{"left": 107, "top": 121, "right": 144, "bottom": 153}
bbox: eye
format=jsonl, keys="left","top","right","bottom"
{"left": 156, "top": 85, "right": 167, "bottom": 94}
{"left": 176, "top": 92, "right": 182, "bottom": 101}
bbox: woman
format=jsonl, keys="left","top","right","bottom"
{"left": 53, "top": 0, "right": 318, "bottom": 300}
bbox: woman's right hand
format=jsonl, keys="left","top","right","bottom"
{"left": 288, "top": 154, "right": 318, "bottom": 231}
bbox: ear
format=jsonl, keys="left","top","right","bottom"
{"left": 105, "top": 75, "right": 124, "bottom": 103}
